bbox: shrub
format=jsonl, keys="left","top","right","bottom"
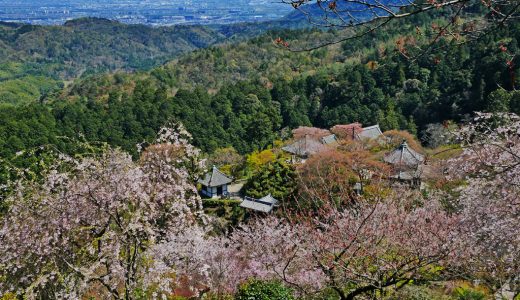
{"left": 243, "top": 159, "right": 296, "bottom": 200}
{"left": 234, "top": 279, "right": 294, "bottom": 300}
{"left": 453, "top": 287, "right": 486, "bottom": 300}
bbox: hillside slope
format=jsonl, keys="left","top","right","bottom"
{"left": 16, "top": 15, "right": 512, "bottom": 158}
{"left": 0, "top": 17, "right": 308, "bottom": 105}
{"left": 0, "top": 18, "right": 229, "bottom": 76}
{"left": 1, "top": 6, "right": 518, "bottom": 161}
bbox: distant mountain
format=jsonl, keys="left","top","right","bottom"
{"left": 0, "top": 16, "right": 309, "bottom": 78}
{"left": 1, "top": 2, "right": 408, "bottom": 105}
{"left": 0, "top": 18, "right": 227, "bottom": 76}
{"left": 0, "top": 18, "right": 230, "bottom": 104}
{"left": 0, "top": 16, "right": 313, "bottom": 105}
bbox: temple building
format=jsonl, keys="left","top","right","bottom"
{"left": 282, "top": 134, "right": 338, "bottom": 162}
{"left": 384, "top": 141, "right": 425, "bottom": 185}
{"left": 240, "top": 194, "right": 279, "bottom": 213}
{"left": 198, "top": 166, "right": 233, "bottom": 198}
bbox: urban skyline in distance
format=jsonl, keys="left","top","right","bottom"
{"left": 0, "top": 0, "right": 293, "bottom": 26}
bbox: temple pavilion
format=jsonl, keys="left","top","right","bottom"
{"left": 282, "top": 134, "right": 338, "bottom": 162}
{"left": 198, "top": 166, "right": 233, "bottom": 198}
{"left": 384, "top": 141, "right": 426, "bottom": 185}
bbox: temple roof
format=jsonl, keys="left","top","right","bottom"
{"left": 282, "top": 135, "right": 328, "bottom": 157}
{"left": 240, "top": 194, "right": 279, "bottom": 213}
{"left": 321, "top": 134, "right": 339, "bottom": 145}
{"left": 198, "top": 166, "right": 233, "bottom": 187}
{"left": 384, "top": 141, "right": 425, "bottom": 168}
{"left": 357, "top": 124, "right": 384, "bottom": 140}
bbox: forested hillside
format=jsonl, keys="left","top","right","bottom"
{"left": 2, "top": 11, "right": 516, "bottom": 160}
{"left": 0, "top": 17, "right": 309, "bottom": 105}
{"left": 0, "top": 18, "right": 226, "bottom": 104}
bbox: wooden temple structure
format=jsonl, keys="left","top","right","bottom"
{"left": 384, "top": 141, "right": 426, "bottom": 186}
{"left": 282, "top": 133, "right": 338, "bottom": 162}
{"left": 240, "top": 194, "right": 280, "bottom": 213}
{"left": 198, "top": 166, "right": 233, "bottom": 198}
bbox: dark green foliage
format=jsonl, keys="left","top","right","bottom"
{"left": 487, "top": 89, "right": 512, "bottom": 113}
{"left": 235, "top": 279, "right": 295, "bottom": 300}
{"left": 0, "top": 104, "right": 59, "bottom": 158}
{"left": 510, "top": 90, "right": 520, "bottom": 115}
{"left": 244, "top": 159, "right": 297, "bottom": 200}
{"left": 0, "top": 79, "right": 283, "bottom": 160}
{"left": 202, "top": 199, "right": 246, "bottom": 231}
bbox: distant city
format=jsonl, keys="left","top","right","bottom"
{"left": 0, "top": 0, "right": 293, "bottom": 26}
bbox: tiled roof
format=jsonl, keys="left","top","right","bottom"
{"left": 240, "top": 194, "right": 279, "bottom": 213}
{"left": 258, "top": 194, "right": 279, "bottom": 205}
{"left": 321, "top": 134, "right": 338, "bottom": 145}
{"left": 198, "top": 166, "right": 233, "bottom": 187}
{"left": 282, "top": 135, "right": 328, "bottom": 157}
{"left": 384, "top": 141, "right": 425, "bottom": 168}
{"left": 357, "top": 124, "right": 384, "bottom": 140}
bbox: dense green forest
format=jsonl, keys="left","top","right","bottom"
{"left": 1, "top": 9, "right": 519, "bottom": 162}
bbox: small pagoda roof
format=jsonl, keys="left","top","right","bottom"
{"left": 384, "top": 141, "right": 425, "bottom": 168}
{"left": 240, "top": 194, "right": 279, "bottom": 213}
{"left": 198, "top": 166, "right": 233, "bottom": 187}
{"left": 282, "top": 135, "right": 327, "bottom": 157}
{"left": 357, "top": 124, "right": 384, "bottom": 140}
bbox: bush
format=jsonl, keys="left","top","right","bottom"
{"left": 234, "top": 279, "right": 294, "bottom": 300}
{"left": 453, "top": 287, "right": 486, "bottom": 300}
{"left": 243, "top": 159, "right": 296, "bottom": 200}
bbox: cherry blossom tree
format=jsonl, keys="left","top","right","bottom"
{"left": 292, "top": 126, "right": 333, "bottom": 139}
{"left": 294, "top": 148, "right": 389, "bottom": 211}
{"left": 144, "top": 216, "right": 316, "bottom": 298}
{"left": 0, "top": 124, "right": 206, "bottom": 299}
{"left": 210, "top": 195, "right": 461, "bottom": 300}
{"left": 3, "top": 114, "right": 518, "bottom": 300}
{"left": 330, "top": 123, "right": 363, "bottom": 140}
{"left": 301, "top": 199, "right": 460, "bottom": 300}
{"left": 449, "top": 112, "right": 520, "bottom": 297}
{"left": 383, "top": 130, "right": 424, "bottom": 152}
